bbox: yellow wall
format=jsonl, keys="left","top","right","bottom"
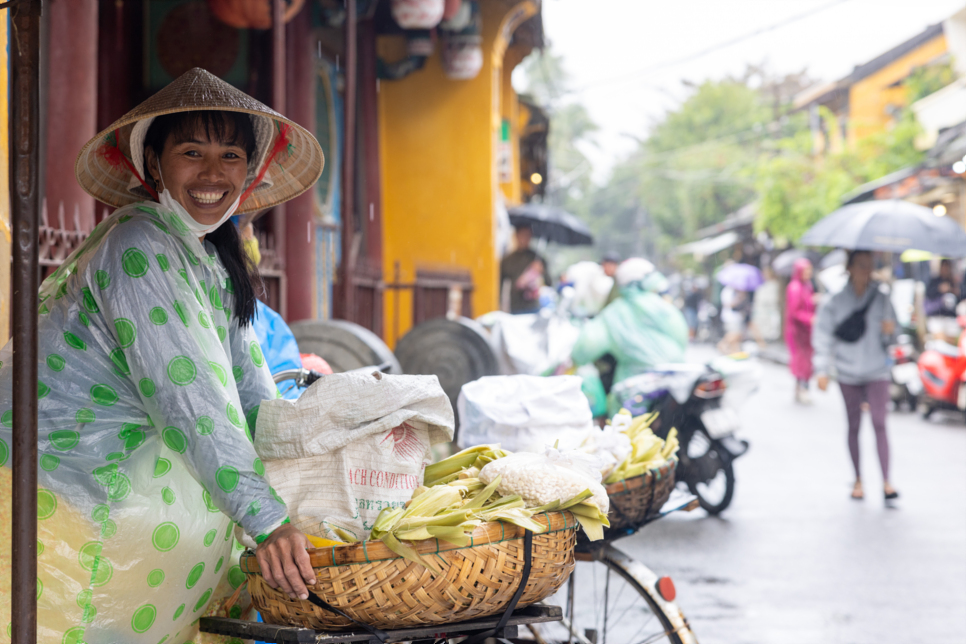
{"left": 378, "top": 1, "right": 536, "bottom": 347}
{"left": 0, "top": 12, "right": 10, "bottom": 345}
{"left": 847, "top": 33, "right": 948, "bottom": 144}
{"left": 499, "top": 46, "right": 527, "bottom": 204}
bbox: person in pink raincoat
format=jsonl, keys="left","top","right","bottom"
{"left": 785, "top": 258, "right": 815, "bottom": 403}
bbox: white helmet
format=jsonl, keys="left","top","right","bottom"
{"left": 615, "top": 257, "right": 655, "bottom": 287}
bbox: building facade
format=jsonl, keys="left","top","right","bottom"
{"left": 0, "top": 0, "right": 545, "bottom": 349}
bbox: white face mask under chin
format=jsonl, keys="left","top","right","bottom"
{"left": 157, "top": 166, "right": 241, "bottom": 236}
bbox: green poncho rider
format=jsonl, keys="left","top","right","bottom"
{"left": 571, "top": 260, "right": 689, "bottom": 415}
{"left": 0, "top": 68, "right": 325, "bottom": 644}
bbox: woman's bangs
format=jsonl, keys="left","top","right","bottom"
{"left": 165, "top": 111, "right": 256, "bottom": 157}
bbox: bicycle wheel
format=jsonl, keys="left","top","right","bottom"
{"left": 536, "top": 544, "right": 697, "bottom": 644}
{"left": 680, "top": 426, "right": 734, "bottom": 515}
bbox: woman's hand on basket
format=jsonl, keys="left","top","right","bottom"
{"left": 255, "top": 523, "right": 316, "bottom": 600}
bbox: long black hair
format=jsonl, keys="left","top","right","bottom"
{"left": 143, "top": 110, "right": 261, "bottom": 326}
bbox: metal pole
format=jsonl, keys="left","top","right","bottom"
{"left": 10, "top": 1, "right": 43, "bottom": 643}
{"left": 271, "top": 0, "right": 287, "bottom": 317}
{"left": 342, "top": 0, "right": 357, "bottom": 322}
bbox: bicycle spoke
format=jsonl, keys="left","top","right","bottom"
{"left": 542, "top": 555, "right": 683, "bottom": 644}
{"left": 631, "top": 631, "right": 676, "bottom": 644}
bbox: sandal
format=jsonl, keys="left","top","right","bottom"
{"left": 884, "top": 484, "right": 899, "bottom": 501}
{"left": 851, "top": 481, "right": 864, "bottom": 500}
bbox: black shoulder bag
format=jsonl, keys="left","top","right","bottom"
{"left": 833, "top": 290, "right": 877, "bottom": 343}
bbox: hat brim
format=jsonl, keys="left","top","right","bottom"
{"left": 74, "top": 67, "right": 324, "bottom": 214}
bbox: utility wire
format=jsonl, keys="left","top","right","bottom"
{"left": 566, "top": 0, "right": 853, "bottom": 94}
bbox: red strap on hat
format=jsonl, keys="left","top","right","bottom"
{"left": 238, "top": 122, "right": 292, "bottom": 207}
{"left": 97, "top": 129, "right": 159, "bottom": 201}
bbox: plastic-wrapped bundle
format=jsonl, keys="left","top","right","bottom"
{"left": 478, "top": 448, "right": 609, "bottom": 515}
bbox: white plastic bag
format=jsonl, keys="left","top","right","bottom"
{"left": 457, "top": 375, "right": 595, "bottom": 452}
{"left": 254, "top": 371, "right": 454, "bottom": 542}
{"left": 580, "top": 423, "right": 632, "bottom": 479}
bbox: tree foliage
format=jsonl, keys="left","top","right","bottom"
{"left": 585, "top": 70, "right": 809, "bottom": 260}
{"left": 582, "top": 64, "right": 930, "bottom": 257}
{"left": 754, "top": 110, "right": 924, "bottom": 242}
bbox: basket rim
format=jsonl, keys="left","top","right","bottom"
{"left": 240, "top": 510, "right": 577, "bottom": 573}
{"left": 603, "top": 456, "right": 677, "bottom": 497}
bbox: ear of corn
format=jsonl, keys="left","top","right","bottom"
{"left": 304, "top": 534, "right": 344, "bottom": 548}
{"left": 602, "top": 412, "right": 680, "bottom": 484}
{"left": 423, "top": 445, "right": 498, "bottom": 485}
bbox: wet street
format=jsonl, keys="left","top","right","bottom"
{"left": 614, "top": 345, "right": 966, "bottom": 644}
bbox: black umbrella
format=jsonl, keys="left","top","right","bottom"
{"left": 507, "top": 203, "right": 594, "bottom": 246}
{"left": 800, "top": 199, "right": 966, "bottom": 256}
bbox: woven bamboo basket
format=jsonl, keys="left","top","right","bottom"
{"left": 240, "top": 511, "right": 577, "bottom": 630}
{"left": 575, "top": 458, "right": 677, "bottom": 549}
{"left": 604, "top": 457, "right": 677, "bottom": 533}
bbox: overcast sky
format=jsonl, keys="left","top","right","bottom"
{"left": 526, "top": 0, "right": 966, "bottom": 181}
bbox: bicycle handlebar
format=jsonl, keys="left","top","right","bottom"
{"left": 272, "top": 361, "right": 394, "bottom": 386}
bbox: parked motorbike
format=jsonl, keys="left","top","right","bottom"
{"left": 611, "top": 356, "right": 756, "bottom": 515}
{"left": 889, "top": 334, "right": 921, "bottom": 412}
{"left": 918, "top": 301, "right": 966, "bottom": 421}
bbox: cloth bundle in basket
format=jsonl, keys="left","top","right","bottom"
{"left": 240, "top": 511, "right": 577, "bottom": 630}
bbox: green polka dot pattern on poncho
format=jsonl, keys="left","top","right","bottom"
{"left": 0, "top": 203, "right": 289, "bottom": 641}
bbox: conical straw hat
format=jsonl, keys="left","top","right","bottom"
{"left": 75, "top": 67, "right": 324, "bottom": 214}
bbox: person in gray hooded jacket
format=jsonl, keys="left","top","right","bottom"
{"left": 813, "top": 250, "right": 899, "bottom": 502}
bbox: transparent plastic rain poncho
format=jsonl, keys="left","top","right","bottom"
{"left": 0, "top": 201, "right": 290, "bottom": 644}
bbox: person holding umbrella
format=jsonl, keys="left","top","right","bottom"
{"left": 798, "top": 198, "right": 966, "bottom": 502}
{"left": 715, "top": 263, "right": 763, "bottom": 354}
{"left": 500, "top": 224, "right": 550, "bottom": 314}
{"left": 813, "top": 251, "right": 899, "bottom": 502}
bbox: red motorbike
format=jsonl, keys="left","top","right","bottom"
{"left": 918, "top": 301, "right": 966, "bottom": 421}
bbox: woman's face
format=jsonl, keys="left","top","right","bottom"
{"left": 848, "top": 252, "right": 873, "bottom": 283}
{"left": 800, "top": 263, "right": 813, "bottom": 281}
{"left": 146, "top": 124, "right": 249, "bottom": 227}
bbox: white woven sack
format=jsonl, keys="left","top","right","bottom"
{"left": 457, "top": 375, "right": 595, "bottom": 452}
{"left": 254, "top": 371, "right": 454, "bottom": 542}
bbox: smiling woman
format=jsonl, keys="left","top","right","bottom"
{"left": 0, "top": 68, "right": 324, "bottom": 644}
{"left": 142, "top": 111, "right": 261, "bottom": 325}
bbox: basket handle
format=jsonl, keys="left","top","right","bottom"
{"left": 222, "top": 578, "right": 249, "bottom": 617}
{"left": 305, "top": 592, "right": 389, "bottom": 643}
{"left": 461, "top": 529, "right": 534, "bottom": 644}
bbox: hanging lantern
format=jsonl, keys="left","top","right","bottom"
{"left": 391, "top": 0, "right": 445, "bottom": 30}
{"left": 207, "top": 0, "right": 305, "bottom": 30}
{"left": 441, "top": 34, "right": 483, "bottom": 80}
{"left": 442, "top": 0, "right": 463, "bottom": 20}
{"left": 440, "top": 0, "right": 482, "bottom": 80}
{"left": 440, "top": 0, "right": 471, "bottom": 30}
